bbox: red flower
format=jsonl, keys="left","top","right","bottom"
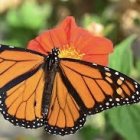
{"left": 27, "top": 16, "right": 113, "bottom": 66}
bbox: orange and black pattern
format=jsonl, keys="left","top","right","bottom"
{"left": 0, "top": 44, "right": 45, "bottom": 128}
{"left": 60, "top": 59, "right": 140, "bottom": 115}
{"left": 0, "top": 44, "right": 140, "bottom": 136}
{"left": 45, "top": 72, "right": 86, "bottom": 135}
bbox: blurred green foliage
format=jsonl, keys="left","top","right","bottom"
{"left": 0, "top": 0, "right": 140, "bottom": 140}
{"left": 107, "top": 105, "right": 140, "bottom": 140}
{"left": 6, "top": 2, "right": 49, "bottom": 29}
{"left": 109, "top": 35, "right": 136, "bottom": 75}
{"left": 107, "top": 35, "right": 140, "bottom": 140}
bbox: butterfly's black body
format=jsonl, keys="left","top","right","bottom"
{"left": 42, "top": 48, "right": 60, "bottom": 115}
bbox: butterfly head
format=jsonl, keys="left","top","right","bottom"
{"left": 51, "top": 48, "right": 60, "bottom": 56}
{"left": 47, "top": 48, "right": 60, "bottom": 59}
{"left": 46, "top": 48, "right": 60, "bottom": 71}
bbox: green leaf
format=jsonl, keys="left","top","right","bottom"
{"left": 79, "top": 125, "right": 100, "bottom": 140}
{"left": 135, "top": 59, "right": 140, "bottom": 79}
{"left": 109, "top": 35, "right": 136, "bottom": 75}
{"left": 107, "top": 35, "right": 140, "bottom": 140}
{"left": 107, "top": 105, "right": 140, "bottom": 140}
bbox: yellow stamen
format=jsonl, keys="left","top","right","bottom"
{"left": 59, "top": 45, "right": 85, "bottom": 60}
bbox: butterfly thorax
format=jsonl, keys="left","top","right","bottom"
{"left": 46, "top": 48, "right": 60, "bottom": 71}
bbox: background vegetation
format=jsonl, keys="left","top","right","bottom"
{"left": 0, "top": 0, "right": 140, "bottom": 140}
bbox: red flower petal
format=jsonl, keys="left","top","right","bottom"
{"left": 79, "top": 35, "right": 113, "bottom": 54}
{"left": 28, "top": 27, "right": 68, "bottom": 54}
{"left": 27, "top": 16, "right": 113, "bottom": 66}
{"left": 58, "top": 16, "right": 77, "bottom": 43}
{"left": 58, "top": 16, "right": 113, "bottom": 54}
{"left": 83, "top": 54, "right": 109, "bottom": 66}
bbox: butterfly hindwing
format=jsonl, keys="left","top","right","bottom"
{"left": 44, "top": 72, "right": 86, "bottom": 135}
{"left": 0, "top": 44, "right": 45, "bottom": 128}
{"left": 59, "top": 58, "right": 140, "bottom": 115}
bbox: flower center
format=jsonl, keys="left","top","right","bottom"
{"left": 59, "top": 45, "right": 84, "bottom": 60}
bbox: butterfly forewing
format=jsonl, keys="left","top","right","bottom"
{"left": 0, "top": 44, "right": 45, "bottom": 128}
{"left": 59, "top": 58, "right": 140, "bottom": 115}
{"left": 0, "top": 45, "right": 44, "bottom": 91}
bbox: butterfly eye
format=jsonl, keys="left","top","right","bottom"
{"left": 52, "top": 48, "right": 60, "bottom": 55}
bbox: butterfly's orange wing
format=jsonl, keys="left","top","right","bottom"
{"left": 44, "top": 58, "right": 140, "bottom": 135}
{"left": 0, "top": 45, "right": 45, "bottom": 128}
{"left": 45, "top": 72, "right": 86, "bottom": 135}
{"left": 1, "top": 45, "right": 140, "bottom": 136}
{"left": 59, "top": 59, "right": 140, "bottom": 115}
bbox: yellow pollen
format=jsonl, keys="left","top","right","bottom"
{"left": 59, "top": 45, "right": 85, "bottom": 60}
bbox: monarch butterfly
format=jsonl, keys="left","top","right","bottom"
{"left": 0, "top": 44, "right": 140, "bottom": 136}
